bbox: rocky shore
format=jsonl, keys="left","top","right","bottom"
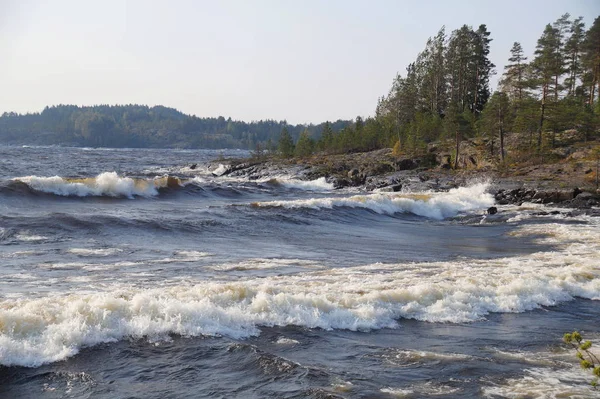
{"left": 208, "top": 147, "right": 600, "bottom": 214}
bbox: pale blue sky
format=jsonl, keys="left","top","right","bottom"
{"left": 1, "top": 0, "right": 598, "bottom": 123}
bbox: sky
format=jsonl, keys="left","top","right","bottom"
{"left": 0, "top": 0, "right": 599, "bottom": 124}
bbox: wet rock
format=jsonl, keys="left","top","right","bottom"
{"left": 487, "top": 206, "right": 498, "bottom": 215}
{"left": 332, "top": 178, "right": 351, "bottom": 189}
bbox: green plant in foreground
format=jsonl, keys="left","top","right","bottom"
{"left": 564, "top": 331, "right": 600, "bottom": 387}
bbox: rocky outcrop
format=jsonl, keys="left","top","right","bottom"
{"left": 493, "top": 186, "right": 600, "bottom": 208}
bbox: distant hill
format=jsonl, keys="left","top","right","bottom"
{"left": 0, "top": 104, "right": 351, "bottom": 149}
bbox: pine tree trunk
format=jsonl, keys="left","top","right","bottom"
{"left": 538, "top": 85, "right": 547, "bottom": 153}
{"left": 473, "top": 67, "right": 480, "bottom": 113}
{"left": 454, "top": 130, "right": 460, "bottom": 170}
{"left": 591, "top": 65, "right": 598, "bottom": 107}
{"left": 517, "top": 62, "right": 522, "bottom": 101}
{"left": 500, "top": 114, "right": 505, "bottom": 162}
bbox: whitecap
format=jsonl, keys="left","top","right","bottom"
{"left": 252, "top": 183, "right": 494, "bottom": 219}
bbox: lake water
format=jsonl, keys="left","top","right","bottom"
{"left": 0, "top": 146, "right": 599, "bottom": 398}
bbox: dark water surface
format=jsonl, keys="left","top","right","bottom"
{"left": 0, "top": 146, "right": 599, "bottom": 398}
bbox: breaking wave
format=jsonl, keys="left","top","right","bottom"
{"left": 253, "top": 182, "right": 494, "bottom": 219}
{"left": 9, "top": 172, "right": 183, "bottom": 198}
{"left": 1, "top": 218, "right": 598, "bottom": 368}
{"left": 5, "top": 172, "right": 334, "bottom": 199}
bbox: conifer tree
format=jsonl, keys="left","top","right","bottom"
{"left": 551, "top": 13, "right": 571, "bottom": 100}
{"left": 481, "top": 91, "right": 510, "bottom": 161}
{"left": 500, "top": 42, "right": 528, "bottom": 100}
{"left": 531, "top": 24, "right": 561, "bottom": 151}
{"left": 278, "top": 126, "right": 295, "bottom": 158}
{"left": 582, "top": 16, "right": 600, "bottom": 108}
{"left": 472, "top": 24, "right": 495, "bottom": 114}
{"left": 564, "top": 17, "right": 586, "bottom": 98}
{"left": 295, "top": 131, "right": 315, "bottom": 158}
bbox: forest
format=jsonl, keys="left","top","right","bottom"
{"left": 278, "top": 13, "right": 600, "bottom": 162}
{"left": 0, "top": 104, "right": 350, "bottom": 149}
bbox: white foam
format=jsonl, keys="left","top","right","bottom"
{"left": 211, "top": 164, "right": 230, "bottom": 176}
{"left": 275, "top": 336, "right": 299, "bottom": 345}
{"left": 253, "top": 183, "right": 494, "bottom": 219}
{"left": 68, "top": 248, "right": 123, "bottom": 257}
{"left": 3, "top": 250, "right": 45, "bottom": 258}
{"left": 208, "top": 258, "right": 318, "bottom": 271}
{"left": 481, "top": 366, "right": 598, "bottom": 398}
{"left": 14, "top": 172, "right": 160, "bottom": 198}
{"left": 380, "top": 387, "right": 413, "bottom": 397}
{"left": 1, "top": 218, "right": 599, "bottom": 368}
{"left": 15, "top": 233, "right": 48, "bottom": 242}
{"left": 381, "top": 382, "right": 460, "bottom": 397}
{"left": 381, "top": 348, "right": 474, "bottom": 367}
{"left": 267, "top": 176, "right": 334, "bottom": 191}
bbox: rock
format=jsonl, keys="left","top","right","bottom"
{"left": 211, "top": 164, "right": 231, "bottom": 176}
{"left": 379, "top": 184, "right": 403, "bottom": 193}
{"left": 365, "top": 162, "right": 395, "bottom": 176}
{"left": 585, "top": 168, "right": 593, "bottom": 174}
{"left": 576, "top": 192, "right": 595, "bottom": 200}
{"left": 348, "top": 169, "right": 359, "bottom": 178}
{"left": 189, "top": 163, "right": 197, "bottom": 170}
{"left": 332, "top": 178, "right": 348, "bottom": 189}
{"left": 395, "top": 159, "right": 417, "bottom": 171}
{"left": 487, "top": 206, "right": 498, "bottom": 215}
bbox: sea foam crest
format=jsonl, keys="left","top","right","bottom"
{"left": 254, "top": 182, "right": 494, "bottom": 219}
{"left": 13, "top": 172, "right": 179, "bottom": 198}
{"left": 1, "top": 219, "right": 599, "bottom": 368}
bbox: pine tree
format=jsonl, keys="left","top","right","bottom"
{"left": 582, "top": 16, "right": 600, "bottom": 108}
{"left": 446, "top": 25, "right": 474, "bottom": 113}
{"left": 278, "top": 126, "right": 295, "bottom": 158}
{"left": 564, "top": 17, "right": 586, "bottom": 98}
{"left": 500, "top": 42, "right": 528, "bottom": 100}
{"left": 531, "top": 24, "right": 561, "bottom": 151}
{"left": 481, "top": 92, "right": 511, "bottom": 161}
{"left": 472, "top": 24, "right": 495, "bottom": 115}
{"left": 295, "top": 131, "right": 315, "bottom": 158}
{"left": 551, "top": 13, "right": 571, "bottom": 100}
{"left": 319, "top": 121, "right": 334, "bottom": 152}
{"left": 418, "top": 27, "right": 447, "bottom": 116}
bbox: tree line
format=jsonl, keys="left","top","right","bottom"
{"left": 0, "top": 104, "right": 350, "bottom": 149}
{"left": 276, "top": 13, "right": 600, "bottom": 163}
{"left": 2, "top": 14, "right": 598, "bottom": 160}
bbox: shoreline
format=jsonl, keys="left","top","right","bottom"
{"left": 211, "top": 147, "right": 600, "bottom": 214}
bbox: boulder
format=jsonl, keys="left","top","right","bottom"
{"left": 395, "top": 158, "right": 418, "bottom": 171}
